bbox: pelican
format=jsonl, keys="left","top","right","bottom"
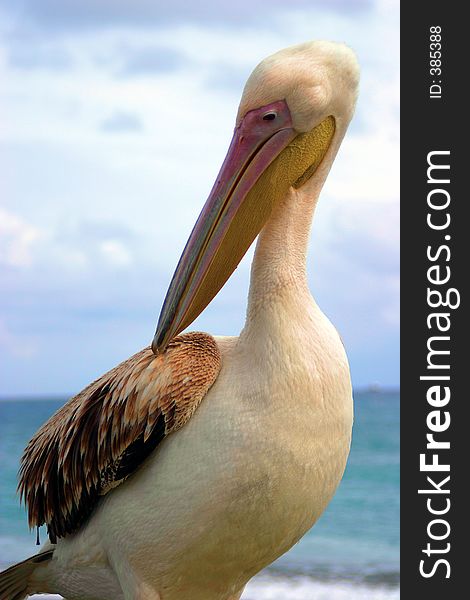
{"left": 0, "top": 41, "right": 359, "bottom": 600}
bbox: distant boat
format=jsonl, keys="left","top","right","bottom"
{"left": 366, "top": 383, "right": 383, "bottom": 393}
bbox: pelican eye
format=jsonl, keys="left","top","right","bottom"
{"left": 262, "top": 112, "right": 277, "bottom": 121}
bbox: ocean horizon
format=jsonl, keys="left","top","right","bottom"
{"left": 0, "top": 391, "right": 399, "bottom": 599}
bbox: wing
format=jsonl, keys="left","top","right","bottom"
{"left": 18, "top": 332, "right": 221, "bottom": 543}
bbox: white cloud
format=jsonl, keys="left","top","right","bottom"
{"left": 380, "top": 275, "right": 400, "bottom": 326}
{"left": 100, "top": 239, "right": 132, "bottom": 267}
{"left": 0, "top": 317, "right": 38, "bottom": 358}
{"left": 0, "top": 208, "right": 43, "bottom": 267}
{"left": 0, "top": 0, "right": 400, "bottom": 392}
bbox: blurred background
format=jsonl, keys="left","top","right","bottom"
{"left": 0, "top": 1, "right": 399, "bottom": 598}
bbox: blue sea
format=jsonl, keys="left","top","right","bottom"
{"left": 0, "top": 392, "right": 399, "bottom": 599}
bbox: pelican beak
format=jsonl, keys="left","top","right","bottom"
{"left": 152, "top": 100, "right": 296, "bottom": 352}
{"left": 152, "top": 100, "right": 335, "bottom": 353}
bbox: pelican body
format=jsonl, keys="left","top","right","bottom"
{"left": 0, "top": 41, "right": 359, "bottom": 600}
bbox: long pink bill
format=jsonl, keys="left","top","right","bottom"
{"left": 152, "top": 99, "right": 296, "bottom": 353}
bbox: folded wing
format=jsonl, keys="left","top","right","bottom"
{"left": 18, "top": 332, "right": 221, "bottom": 543}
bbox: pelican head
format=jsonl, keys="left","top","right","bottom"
{"left": 152, "top": 41, "right": 359, "bottom": 353}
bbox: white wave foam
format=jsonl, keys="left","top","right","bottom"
{"left": 243, "top": 574, "right": 399, "bottom": 600}
{"left": 26, "top": 576, "right": 399, "bottom": 600}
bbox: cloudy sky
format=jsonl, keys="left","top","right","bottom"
{"left": 0, "top": 0, "right": 399, "bottom": 395}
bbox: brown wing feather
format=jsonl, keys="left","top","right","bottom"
{"left": 18, "top": 332, "right": 221, "bottom": 543}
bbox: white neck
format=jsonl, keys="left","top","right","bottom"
{"left": 245, "top": 185, "right": 315, "bottom": 319}
{"left": 241, "top": 132, "right": 342, "bottom": 340}
{"left": 236, "top": 131, "right": 352, "bottom": 411}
